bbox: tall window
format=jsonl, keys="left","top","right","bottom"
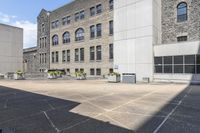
{"left": 109, "top": 44, "right": 113, "bottom": 60}
{"left": 109, "top": 0, "right": 114, "bottom": 10}
{"left": 52, "top": 35, "right": 59, "bottom": 46}
{"left": 75, "top": 49, "right": 79, "bottom": 62}
{"left": 80, "top": 48, "right": 84, "bottom": 61}
{"left": 67, "top": 50, "right": 70, "bottom": 62}
{"left": 177, "top": 2, "right": 187, "bottom": 22}
{"left": 75, "top": 13, "right": 79, "bottom": 21}
{"left": 90, "top": 46, "right": 95, "bottom": 61}
{"left": 75, "top": 28, "right": 84, "bottom": 41}
{"left": 90, "top": 25, "right": 95, "bottom": 38}
{"left": 96, "top": 4, "right": 102, "bottom": 14}
{"left": 96, "top": 24, "right": 102, "bottom": 37}
{"left": 52, "top": 52, "right": 55, "bottom": 63}
{"left": 63, "top": 32, "right": 70, "bottom": 44}
{"left": 55, "top": 51, "right": 59, "bottom": 63}
{"left": 62, "top": 50, "right": 66, "bottom": 62}
{"left": 90, "top": 7, "right": 95, "bottom": 16}
{"left": 80, "top": 10, "right": 85, "bottom": 20}
{"left": 109, "top": 20, "right": 113, "bottom": 35}
{"left": 96, "top": 45, "right": 102, "bottom": 61}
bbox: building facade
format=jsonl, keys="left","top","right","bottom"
{"left": 37, "top": 9, "right": 51, "bottom": 73}
{"left": 0, "top": 23, "right": 23, "bottom": 74}
{"left": 23, "top": 47, "right": 38, "bottom": 73}
{"left": 114, "top": 0, "right": 200, "bottom": 83}
{"left": 49, "top": 0, "right": 114, "bottom": 77}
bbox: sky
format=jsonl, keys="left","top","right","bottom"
{"left": 0, "top": 0, "right": 72, "bottom": 48}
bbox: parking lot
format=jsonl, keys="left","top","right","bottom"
{"left": 0, "top": 80, "right": 200, "bottom": 133}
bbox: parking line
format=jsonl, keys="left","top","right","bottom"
{"left": 43, "top": 111, "right": 60, "bottom": 133}
{"left": 153, "top": 87, "right": 192, "bottom": 133}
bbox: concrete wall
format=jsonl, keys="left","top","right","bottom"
{"left": 0, "top": 24, "right": 23, "bottom": 74}
{"left": 114, "top": 0, "right": 161, "bottom": 82}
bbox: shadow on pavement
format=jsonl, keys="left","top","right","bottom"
{"left": 136, "top": 84, "right": 200, "bottom": 133}
{"left": 0, "top": 85, "right": 134, "bottom": 133}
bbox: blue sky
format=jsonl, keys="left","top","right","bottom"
{"left": 0, "top": 0, "right": 72, "bottom": 48}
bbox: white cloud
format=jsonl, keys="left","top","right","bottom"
{"left": 0, "top": 12, "right": 37, "bottom": 48}
{"left": 0, "top": 12, "right": 17, "bottom": 23}
{"left": 14, "top": 21, "right": 37, "bottom": 48}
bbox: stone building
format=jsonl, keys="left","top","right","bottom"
{"left": 37, "top": 9, "right": 51, "bottom": 72}
{"left": 0, "top": 23, "right": 23, "bottom": 74}
{"left": 114, "top": 0, "right": 200, "bottom": 83}
{"left": 49, "top": 0, "right": 114, "bottom": 77}
{"left": 23, "top": 47, "right": 38, "bottom": 73}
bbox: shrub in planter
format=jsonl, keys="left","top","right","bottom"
{"left": 48, "top": 71, "right": 57, "bottom": 79}
{"left": 75, "top": 71, "right": 86, "bottom": 80}
{"left": 14, "top": 70, "right": 24, "bottom": 80}
{"left": 108, "top": 72, "right": 121, "bottom": 83}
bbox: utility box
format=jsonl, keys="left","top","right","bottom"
{"left": 122, "top": 73, "right": 136, "bottom": 84}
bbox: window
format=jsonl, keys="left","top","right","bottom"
{"left": 109, "top": 20, "right": 113, "bottom": 35}
{"left": 90, "top": 7, "right": 95, "bottom": 16}
{"left": 90, "top": 46, "right": 95, "bottom": 61}
{"left": 62, "top": 50, "right": 66, "bottom": 62}
{"left": 177, "top": 2, "right": 187, "bottom": 22}
{"left": 96, "top": 69, "right": 101, "bottom": 75}
{"left": 44, "top": 37, "right": 47, "bottom": 48}
{"left": 109, "top": 68, "right": 114, "bottom": 73}
{"left": 75, "top": 13, "right": 79, "bottom": 21}
{"left": 80, "top": 10, "right": 85, "bottom": 20}
{"left": 177, "top": 36, "right": 187, "bottom": 42}
{"left": 174, "top": 56, "right": 184, "bottom": 73}
{"left": 52, "top": 20, "right": 59, "bottom": 29}
{"left": 80, "top": 68, "right": 84, "bottom": 73}
{"left": 154, "top": 57, "right": 163, "bottom": 73}
{"left": 75, "top": 49, "right": 79, "bottom": 62}
{"left": 63, "top": 32, "right": 70, "bottom": 44}
{"left": 75, "top": 69, "right": 79, "bottom": 73}
{"left": 96, "top": 4, "right": 102, "bottom": 14}
{"left": 52, "top": 52, "right": 55, "bottom": 63}
{"left": 80, "top": 48, "right": 84, "bottom": 61}
{"left": 67, "top": 50, "right": 70, "bottom": 62}
{"left": 75, "top": 28, "right": 84, "bottom": 41}
{"left": 96, "top": 24, "right": 102, "bottom": 37}
{"left": 109, "top": 0, "right": 114, "bottom": 10}
{"left": 62, "top": 16, "right": 70, "bottom": 25}
{"left": 154, "top": 55, "right": 199, "bottom": 74}
{"left": 163, "top": 56, "right": 173, "bottom": 73}
{"left": 96, "top": 45, "right": 102, "bottom": 60}
{"left": 52, "top": 35, "right": 59, "bottom": 46}
{"left": 44, "top": 53, "right": 46, "bottom": 63}
{"left": 41, "top": 23, "right": 45, "bottom": 32}
{"left": 109, "top": 44, "right": 113, "bottom": 60}
{"left": 90, "top": 69, "right": 95, "bottom": 75}
{"left": 90, "top": 25, "right": 95, "bottom": 38}
{"left": 55, "top": 51, "right": 59, "bottom": 63}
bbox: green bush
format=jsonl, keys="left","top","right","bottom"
{"left": 108, "top": 72, "right": 120, "bottom": 76}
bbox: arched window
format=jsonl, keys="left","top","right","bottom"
{"left": 63, "top": 32, "right": 70, "bottom": 44}
{"left": 177, "top": 2, "right": 187, "bottom": 22}
{"left": 75, "top": 28, "right": 84, "bottom": 41}
{"left": 52, "top": 35, "right": 59, "bottom": 45}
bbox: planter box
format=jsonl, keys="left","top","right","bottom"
{"left": 48, "top": 74, "right": 57, "bottom": 79}
{"left": 108, "top": 75, "right": 121, "bottom": 83}
{"left": 76, "top": 76, "right": 86, "bottom": 80}
{"left": 14, "top": 74, "right": 24, "bottom": 80}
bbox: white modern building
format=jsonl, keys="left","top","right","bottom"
{"left": 0, "top": 23, "right": 23, "bottom": 74}
{"left": 114, "top": 0, "right": 200, "bottom": 84}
